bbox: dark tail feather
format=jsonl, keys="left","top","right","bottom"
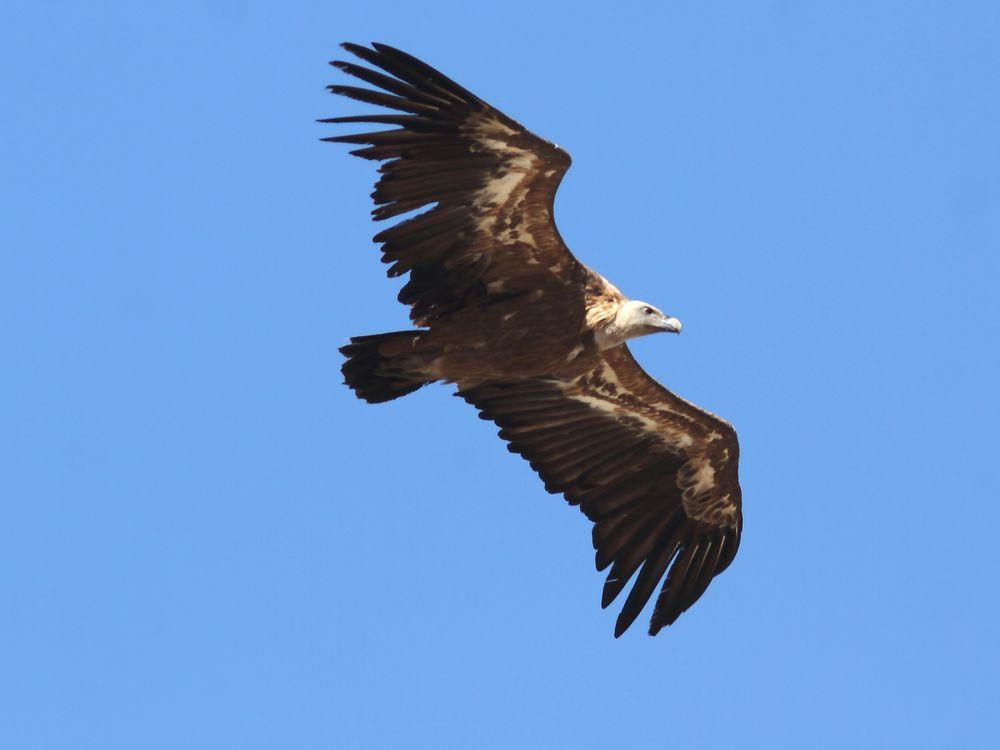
{"left": 340, "top": 331, "right": 433, "bottom": 403}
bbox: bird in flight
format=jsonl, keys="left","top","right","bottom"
{"left": 324, "top": 42, "right": 743, "bottom": 636}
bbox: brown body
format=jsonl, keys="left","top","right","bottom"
{"left": 416, "top": 267, "right": 619, "bottom": 383}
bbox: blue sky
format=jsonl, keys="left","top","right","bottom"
{"left": 3, "top": 1, "right": 999, "bottom": 747}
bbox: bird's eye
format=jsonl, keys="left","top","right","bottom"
{"left": 643, "top": 307, "right": 653, "bottom": 315}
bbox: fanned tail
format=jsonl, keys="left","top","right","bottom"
{"left": 340, "top": 331, "right": 434, "bottom": 403}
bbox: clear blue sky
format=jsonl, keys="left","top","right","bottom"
{"left": 3, "top": 2, "right": 998, "bottom": 748}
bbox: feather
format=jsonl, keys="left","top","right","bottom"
{"left": 330, "top": 60, "right": 454, "bottom": 109}
{"left": 614, "top": 532, "right": 688, "bottom": 638}
{"left": 325, "top": 84, "right": 439, "bottom": 116}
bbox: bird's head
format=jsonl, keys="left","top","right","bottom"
{"left": 618, "top": 300, "right": 682, "bottom": 339}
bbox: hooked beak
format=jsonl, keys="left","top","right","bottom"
{"left": 659, "top": 315, "right": 682, "bottom": 334}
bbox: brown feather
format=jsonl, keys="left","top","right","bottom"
{"left": 329, "top": 44, "right": 743, "bottom": 637}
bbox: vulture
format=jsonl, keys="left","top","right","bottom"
{"left": 324, "top": 42, "right": 743, "bottom": 637}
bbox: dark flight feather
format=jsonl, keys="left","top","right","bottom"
{"left": 456, "top": 346, "right": 741, "bottom": 636}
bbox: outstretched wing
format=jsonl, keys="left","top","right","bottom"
{"left": 323, "top": 42, "right": 583, "bottom": 326}
{"left": 459, "top": 345, "right": 742, "bottom": 636}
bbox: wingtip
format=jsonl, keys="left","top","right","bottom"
{"left": 600, "top": 586, "right": 615, "bottom": 610}
{"left": 595, "top": 549, "right": 612, "bottom": 572}
{"left": 340, "top": 42, "right": 376, "bottom": 60}
{"left": 370, "top": 42, "right": 418, "bottom": 63}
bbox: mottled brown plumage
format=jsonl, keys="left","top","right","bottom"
{"left": 326, "top": 42, "right": 742, "bottom": 636}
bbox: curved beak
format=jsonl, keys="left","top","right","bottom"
{"left": 659, "top": 315, "right": 682, "bottom": 334}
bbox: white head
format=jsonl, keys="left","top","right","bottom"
{"left": 594, "top": 299, "right": 683, "bottom": 350}
{"left": 617, "top": 300, "right": 682, "bottom": 339}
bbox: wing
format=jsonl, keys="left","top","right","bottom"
{"left": 458, "top": 345, "right": 742, "bottom": 637}
{"left": 322, "top": 42, "right": 583, "bottom": 326}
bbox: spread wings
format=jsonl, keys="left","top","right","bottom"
{"left": 322, "top": 42, "right": 582, "bottom": 326}
{"left": 459, "top": 346, "right": 742, "bottom": 636}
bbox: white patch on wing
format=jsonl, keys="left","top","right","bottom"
{"left": 566, "top": 363, "right": 693, "bottom": 449}
{"left": 477, "top": 153, "right": 535, "bottom": 208}
{"left": 679, "top": 456, "right": 737, "bottom": 524}
{"left": 465, "top": 117, "right": 541, "bottom": 246}
{"left": 688, "top": 459, "right": 716, "bottom": 494}
{"left": 571, "top": 389, "right": 689, "bottom": 450}
{"left": 470, "top": 117, "right": 518, "bottom": 139}
{"left": 668, "top": 428, "right": 695, "bottom": 448}
{"left": 572, "top": 392, "right": 621, "bottom": 416}
{"left": 588, "top": 360, "right": 694, "bottom": 448}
